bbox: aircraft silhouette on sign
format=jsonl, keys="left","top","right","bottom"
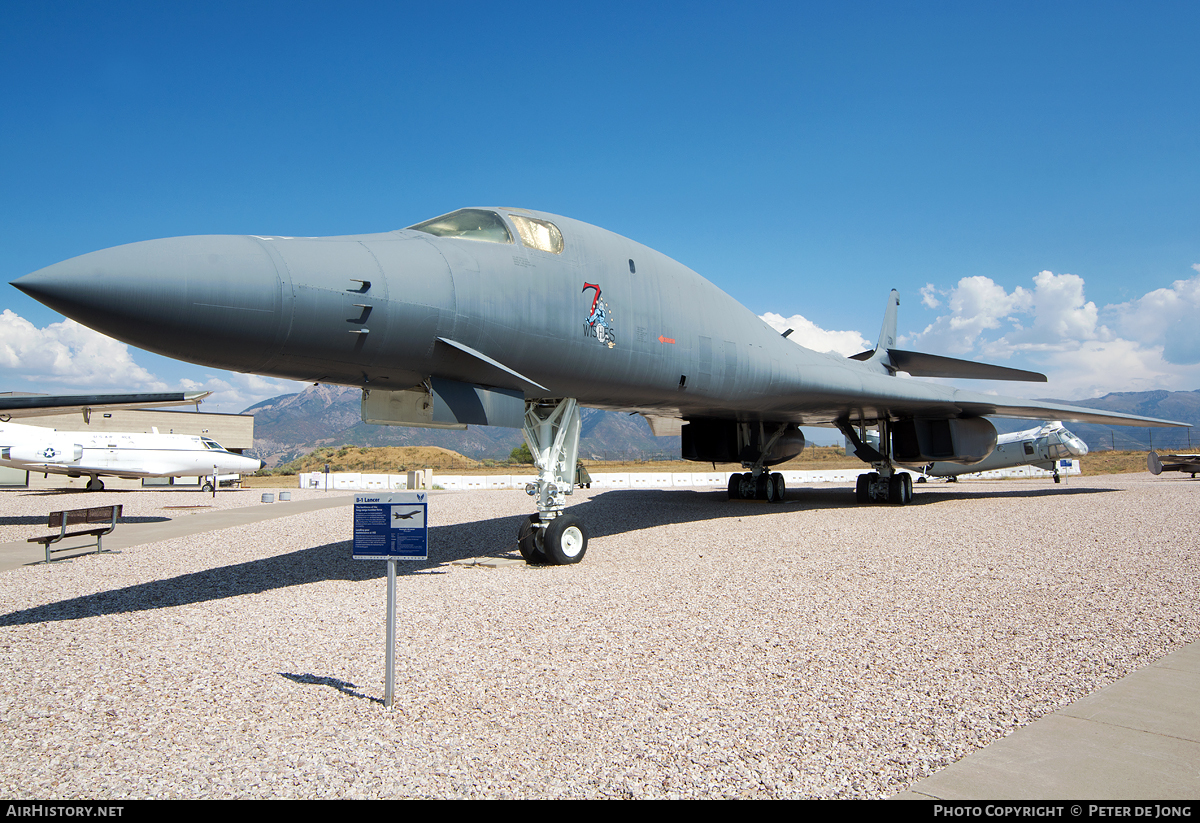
{"left": 13, "top": 207, "right": 1187, "bottom": 562}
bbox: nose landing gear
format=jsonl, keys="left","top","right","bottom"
{"left": 517, "top": 398, "right": 589, "bottom": 565}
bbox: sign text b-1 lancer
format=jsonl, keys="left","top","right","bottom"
{"left": 12, "top": 207, "right": 1187, "bottom": 564}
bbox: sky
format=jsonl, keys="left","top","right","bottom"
{"left": 2, "top": 1, "right": 1199, "bottom": 414}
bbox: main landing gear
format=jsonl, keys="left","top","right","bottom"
{"left": 842, "top": 418, "right": 915, "bottom": 506}
{"left": 724, "top": 422, "right": 792, "bottom": 503}
{"left": 727, "top": 471, "right": 787, "bottom": 502}
{"left": 517, "top": 398, "right": 589, "bottom": 565}
{"left": 855, "top": 470, "right": 912, "bottom": 504}
{"left": 85, "top": 476, "right": 104, "bottom": 491}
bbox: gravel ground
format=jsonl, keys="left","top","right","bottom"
{"left": 0, "top": 475, "right": 1196, "bottom": 799}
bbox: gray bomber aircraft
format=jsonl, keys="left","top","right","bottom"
{"left": 12, "top": 207, "right": 1187, "bottom": 564}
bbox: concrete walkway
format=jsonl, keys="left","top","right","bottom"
{"left": 896, "top": 640, "right": 1200, "bottom": 799}
{"left": 0, "top": 493, "right": 355, "bottom": 572}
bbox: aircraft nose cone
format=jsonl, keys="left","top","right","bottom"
{"left": 13, "top": 236, "right": 288, "bottom": 373}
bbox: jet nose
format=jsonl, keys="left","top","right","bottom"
{"left": 13, "top": 235, "right": 289, "bottom": 373}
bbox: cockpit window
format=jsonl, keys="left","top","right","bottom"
{"left": 508, "top": 214, "right": 564, "bottom": 254}
{"left": 407, "top": 209, "right": 513, "bottom": 244}
{"left": 201, "top": 438, "right": 225, "bottom": 451}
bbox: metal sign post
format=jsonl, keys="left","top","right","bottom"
{"left": 353, "top": 492, "right": 428, "bottom": 708}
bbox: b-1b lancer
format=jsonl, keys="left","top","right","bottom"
{"left": 12, "top": 207, "right": 1186, "bottom": 564}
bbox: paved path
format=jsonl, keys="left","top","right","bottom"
{"left": 896, "top": 640, "right": 1200, "bottom": 799}
{"left": 0, "top": 493, "right": 355, "bottom": 572}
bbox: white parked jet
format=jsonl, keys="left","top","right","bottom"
{"left": 0, "top": 419, "right": 264, "bottom": 491}
{"left": 849, "top": 421, "right": 1088, "bottom": 487}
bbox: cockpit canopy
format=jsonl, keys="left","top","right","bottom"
{"left": 408, "top": 209, "right": 564, "bottom": 254}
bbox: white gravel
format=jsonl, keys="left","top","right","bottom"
{"left": 0, "top": 475, "right": 1196, "bottom": 798}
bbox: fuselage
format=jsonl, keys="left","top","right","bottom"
{"left": 13, "top": 208, "right": 973, "bottom": 427}
{"left": 14, "top": 208, "right": 1186, "bottom": 439}
{"left": 0, "top": 421, "right": 263, "bottom": 479}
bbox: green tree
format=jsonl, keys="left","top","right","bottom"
{"left": 510, "top": 442, "right": 534, "bottom": 464}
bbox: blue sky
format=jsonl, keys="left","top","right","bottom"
{"left": 3, "top": 1, "right": 1199, "bottom": 413}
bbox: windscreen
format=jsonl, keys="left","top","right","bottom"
{"left": 407, "top": 209, "right": 513, "bottom": 244}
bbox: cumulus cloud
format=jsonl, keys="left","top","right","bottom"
{"left": 0, "top": 310, "right": 165, "bottom": 389}
{"left": 904, "top": 268, "right": 1200, "bottom": 399}
{"left": 0, "top": 310, "right": 306, "bottom": 412}
{"left": 1109, "top": 268, "right": 1200, "bottom": 365}
{"left": 759, "top": 312, "right": 871, "bottom": 356}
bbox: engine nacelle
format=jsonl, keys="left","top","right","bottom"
{"left": 682, "top": 420, "right": 805, "bottom": 466}
{"left": 3, "top": 440, "right": 83, "bottom": 464}
{"left": 891, "top": 417, "right": 996, "bottom": 464}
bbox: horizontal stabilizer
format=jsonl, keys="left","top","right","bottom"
{"left": 849, "top": 348, "right": 1045, "bottom": 382}
{"left": 886, "top": 350, "right": 1047, "bottom": 382}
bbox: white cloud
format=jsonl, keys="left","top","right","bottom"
{"left": 919, "top": 283, "right": 941, "bottom": 309}
{"left": 0, "top": 310, "right": 165, "bottom": 389}
{"left": 0, "top": 310, "right": 306, "bottom": 412}
{"left": 1109, "top": 269, "right": 1200, "bottom": 365}
{"left": 760, "top": 312, "right": 870, "bottom": 356}
{"left": 906, "top": 275, "right": 1034, "bottom": 355}
{"left": 904, "top": 268, "right": 1200, "bottom": 399}
{"left": 180, "top": 373, "right": 309, "bottom": 414}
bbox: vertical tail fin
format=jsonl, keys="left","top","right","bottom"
{"left": 865, "top": 290, "right": 899, "bottom": 373}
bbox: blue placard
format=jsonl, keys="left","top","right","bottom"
{"left": 353, "top": 492, "right": 428, "bottom": 560}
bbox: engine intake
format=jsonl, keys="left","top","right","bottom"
{"left": 891, "top": 417, "right": 996, "bottom": 464}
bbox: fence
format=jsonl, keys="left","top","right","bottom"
{"left": 298, "top": 462, "right": 1079, "bottom": 492}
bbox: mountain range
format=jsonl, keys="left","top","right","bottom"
{"left": 243, "top": 384, "right": 681, "bottom": 466}
{"left": 241, "top": 385, "right": 1199, "bottom": 467}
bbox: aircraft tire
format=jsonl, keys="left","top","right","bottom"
{"left": 86, "top": 477, "right": 104, "bottom": 491}
{"left": 542, "top": 514, "right": 588, "bottom": 565}
{"left": 517, "top": 514, "right": 548, "bottom": 565}
{"left": 901, "top": 473, "right": 913, "bottom": 504}
{"left": 771, "top": 472, "right": 786, "bottom": 503}
{"left": 755, "top": 474, "right": 769, "bottom": 500}
{"left": 201, "top": 482, "right": 215, "bottom": 492}
{"left": 855, "top": 473, "right": 869, "bottom": 503}
{"left": 727, "top": 473, "right": 742, "bottom": 500}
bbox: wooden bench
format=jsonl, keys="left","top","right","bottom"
{"left": 28, "top": 505, "right": 123, "bottom": 563}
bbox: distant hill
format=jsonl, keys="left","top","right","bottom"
{"left": 243, "top": 384, "right": 680, "bottom": 466}
{"left": 242, "top": 384, "right": 1198, "bottom": 466}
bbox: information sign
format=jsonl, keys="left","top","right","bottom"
{"left": 353, "top": 492, "right": 428, "bottom": 560}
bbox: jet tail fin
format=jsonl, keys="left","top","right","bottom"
{"left": 848, "top": 289, "right": 1047, "bottom": 382}
{"left": 847, "top": 290, "right": 900, "bottom": 373}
